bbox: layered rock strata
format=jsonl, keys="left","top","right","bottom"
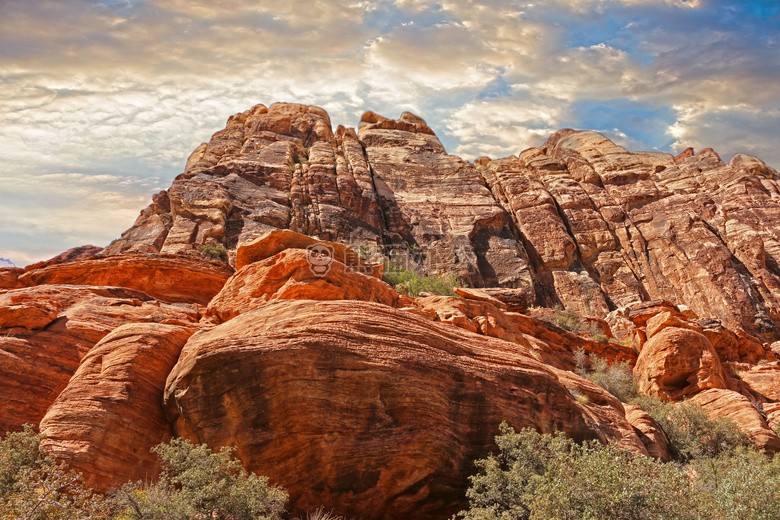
{"left": 102, "top": 103, "right": 780, "bottom": 341}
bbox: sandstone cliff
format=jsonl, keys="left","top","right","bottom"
{"left": 3, "top": 102, "right": 780, "bottom": 519}
{"left": 103, "top": 102, "right": 780, "bottom": 342}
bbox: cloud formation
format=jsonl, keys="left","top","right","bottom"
{"left": 1, "top": 0, "right": 779, "bottom": 265}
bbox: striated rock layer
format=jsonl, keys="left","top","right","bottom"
{"left": 164, "top": 299, "right": 645, "bottom": 520}
{"left": 104, "top": 102, "right": 780, "bottom": 341}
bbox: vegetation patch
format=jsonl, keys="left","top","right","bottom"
{"left": 382, "top": 265, "right": 464, "bottom": 297}
{"left": 201, "top": 244, "right": 227, "bottom": 261}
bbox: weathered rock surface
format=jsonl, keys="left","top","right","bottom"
{"left": 0, "top": 285, "right": 199, "bottom": 434}
{"left": 18, "top": 254, "right": 233, "bottom": 305}
{"left": 690, "top": 388, "right": 780, "bottom": 452}
{"left": 102, "top": 103, "right": 780, "bottom": 342}
{"left": 0, "top": 268, "right": 24, "bottom": 290}
{"left": 6, "top": 102, "right": 780, "bottom": 516}
{"left": 634, "top": 327, "right": 729, "bottom": 400}
{"left": 624, "top": 404, "right": 671, "bottom": 461}
{"left": 207, "top": 248, "right": 398, "bottom": 323}
{"left": 236, "top": 228, "right": 382, "bottom": 276}
{"left": 165, "top": 299, "right": 645, "bottom": 520}
{"left": 40, "top": 323, "right": 196, "bottom": 492}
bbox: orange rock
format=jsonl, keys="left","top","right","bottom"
{"left": 0, "top": 329, "right": 90, "bottom": 433}
{"left": 645, "top": 311, "right": 698, "bottom": 340}
{"left": 0, "top": 285, "right": 199, "bottom": 434}
{"left": 634, "top": 327, "right": 728, "bottom": 400}
{"left": 18, "top": 254, "right": 233, "bottom": 305}
{"left": 236, "top": 228, "right": 382, "bottom": 276}
{"left": 740, "top": 364, "right": 780, "bottom": 402}
{"left": 624, "top": 404, "right": 671, "bottom": 461}
{"left": 416, "top": 295, "right": 529, "bottom": 346}
{"left": 690, "top": 388, "right": 780, "bottom": 453}
{"left": 0, "top": 267, "right": 25, "bottom": 290}
{"left": 40, "top": 323, "right": 197, "bottom": 492}
{"left": 507, "top": 311, "right": 636, "bottom": 367}
{"left": 165, "top": 299, "right": 644, "bottom": 520}
{"left": 207, "top": 249, "right": 398, "bottom": 323}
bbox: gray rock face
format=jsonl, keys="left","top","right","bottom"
{"left": 105, "top": 103, "right": 780, "bottom": 340}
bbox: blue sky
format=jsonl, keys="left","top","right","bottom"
{"left": 1, "top": 0, "right": 779, "bottom": 265}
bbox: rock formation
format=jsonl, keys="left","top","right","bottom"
{"left": 3, "top": 102, "right": 780, "bottom": 519}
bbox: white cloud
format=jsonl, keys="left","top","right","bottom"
{"left": 1, "top": 0, "right": 778, "bottom": 264}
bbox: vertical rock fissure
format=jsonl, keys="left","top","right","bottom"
{"left": 359, "top": 141, "right": 392, "bottom": 251}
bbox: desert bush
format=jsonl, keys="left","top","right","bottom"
{"left": 0, "top": 425, "right": 110, "bottom": 520}
{"left": 455, "top": 423, "right": 697, "bottom": 520}
{"left": 528, "top": 440, "right": 696, "bottom": 520}
{"left": 114, "top": 438, "right": 287, "bottom": 520}
{"left": 545, "top": 307, "right": 601, "bottom": 336}
{"left": 201, "top": 244, "right": 227, "bottom": 261}
{"left": 586, "top": 355, "right": 638, "bottom": 403}
{"left": 692, "top": 448, "right": 780, "bottom": 520}
{"left": 574, "top": 349, "right": 638, "bottom": 403}
{"left": 382, "top": 265, "right": 464, "bottom": 297}
{"left": 633, "top": 397, "right": 749, "bottom": 462}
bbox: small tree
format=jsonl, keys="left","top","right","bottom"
{"left": 114, "top": 438, "right": 287, "bottom": 520}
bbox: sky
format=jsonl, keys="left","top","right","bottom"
{"left": 1, "top": 0, "right": 779, "bottom": 266}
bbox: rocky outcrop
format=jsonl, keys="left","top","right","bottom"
{"left": 5, "top": 102, "right": 780, "bottom": 518}
{"left": 691, "top": 388, "right": 780, "bottom": 452}
{"left": 0, "top": 285, "right": 198, "bottom": 434}
{"left": 18, "top": 254, "right": 233, "bottom": 305}
{"left": 207, "top": 248, "right": 398, "bottom": 323}
{"left": 164, "top": 299, "right": 645, "bottom": 520}
{"left": 0, "top": 268, "right": 24, "bottom": 290}
{"left": 40, "top": 323, "right": 196, "bottom": 492}
{"left": 102, "top": 103, "right": 780, "bottom": 342}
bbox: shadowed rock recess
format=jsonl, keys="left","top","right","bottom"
{"left": 3, "top": 102, "right": 780, "bottom": 519}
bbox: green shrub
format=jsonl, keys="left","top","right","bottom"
{"left": 573, "top": 349, "right": 638, "bottom": 403}
{"left": 545, "top": 307, "right": 601, "bottom": 336}
{"left": 0, "top": 425, "right": 110, "bottom": 520}
{"left": 382, "top": 265, "right": 464, "bottom": 297}
{"left": 201, "top": 244, "right": 227, "bottom": 261}
{"left": 114, "top": 438, "right": 287, "bottom": 520}
{"left": 456, "top": 423, "right": 697, "bottom": 520}
{"left": 633, "top": 397, "right": 749, "bottom": 462}
{"left": 692, "top": 448, "right": 780, "bottom": 520}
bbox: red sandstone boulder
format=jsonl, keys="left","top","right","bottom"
{"left": 0, "top": 268, "right": 25, "bottom": 290}
{"left": 690, "top": 388, "right": 780, "bottom": 453}
{"left": 207, "top": 249, "right": 398, "bottom": 323}
{"left": 40, "top": 323, "right": 197, "bottom": 492}
{"left": 165, "top": 299, "right": 645, "bottom": 520}
{"left": 624, "top": 404, "right": 671, "bottom": 461}
{"left": 18, "top": 254, "right": 233, "bottom": 305}
{"left": 634, "top": 327, "right": 728, "bottom": 400}
{"left": 236, "top": 228, "right": 382, "bottom": 276}
{"left": 0, "top": 285, "right": 199, "bottom": 433}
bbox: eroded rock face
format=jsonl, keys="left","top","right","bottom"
{"left": 691, "top": 388, "right": 780, "bottom": 452}
{"left": 40, "top": 323, "right": 196, "bottom": 492}
{"left": 634, "top": 327, "right": 729, "bottom": 400}
{"left": 102, "top": 103, "right": 780, "bottom": 342}
{"left": 164, "top": 299, "right": 644, "bottom": 520}
{"left": 18, "top": 254, "right": 233, "bottom": 305}
{"left": 207, "top": 248, "right": 398, "bottom": 323}
{"left": 0, "top": 285, "right": 199, "bottom": 434}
